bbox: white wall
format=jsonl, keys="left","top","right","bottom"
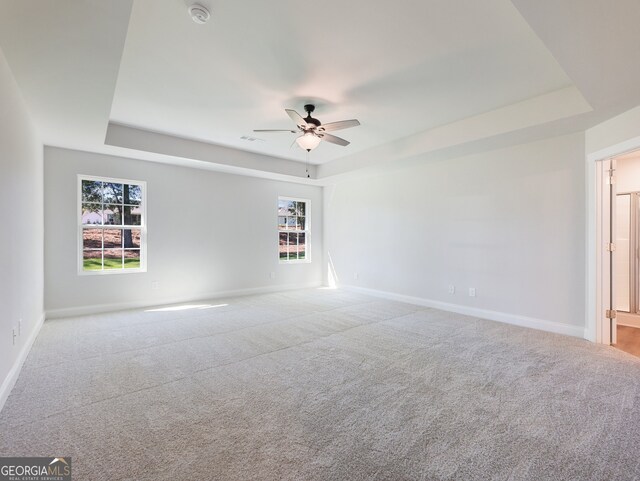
{"left": 614, "top": 194, "right": 631, "bottom": 313}
{"left": 0, "top": 48, "right": 43, "bottom": 408}
{"left": 44, "top": 147, "right": 323, "bottom": 316}
{"left": 325, "top": 133, "right": 586, "bottom": 335}
{"left": 616, "top": 154, "right": 640, "bottom": 193}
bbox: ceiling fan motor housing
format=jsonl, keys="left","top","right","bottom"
{"left": 304, "top": 104, "right": 321, "bottom": 127}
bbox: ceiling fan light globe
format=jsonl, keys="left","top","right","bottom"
{"left": 296, "top": 133, "right": 321, "bottom": 151}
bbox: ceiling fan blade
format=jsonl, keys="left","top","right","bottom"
{"left": 318, "top": 119, "right": 360, "bottom": 132}
{"left": 285, "top": 109, "right": 308, "bottom": 129}
{"left": 320, "top": 132, "right": 350, "bottom": 147}
{"left": 253, "top": 129, "right": 297, "bottom": 133}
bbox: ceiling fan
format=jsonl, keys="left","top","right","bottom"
{"left": 254, "top": 104, "right": 360, "bottom": 151}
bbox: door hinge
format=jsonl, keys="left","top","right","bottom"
{"left": 608, "top": 168, "right": 616, "bottom": 184}
{"left": 607, "top": 243, "right": 616, "bottom": 252}
{"left": 606, "top": 309, "right": 617, "bottom": 319}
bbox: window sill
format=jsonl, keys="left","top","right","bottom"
{"left": 78, "top": 267, "right": 147, "bottom": 276}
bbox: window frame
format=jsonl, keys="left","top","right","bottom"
{"left": 77, "top": 174, "right": 147, "bottom": 276}
{"left": 278, "top": 196, "right": 311, "bottom": 264}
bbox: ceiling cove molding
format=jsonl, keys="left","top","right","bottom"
{"left": 105, "top": 86, "right": 591, "bottom": 185}
{"left": 105, "top": 123, "right": 320, "bottom": 185}
{"left": 318, "top": 86, "right": 592, "bottom": 179}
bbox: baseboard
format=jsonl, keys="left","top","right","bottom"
{"left": 343, "top": 285, "right": 585, "bottom": 339}
{"left": 45, "top": 282, "right": 323, "bottom": 319}
{"left": 0, "top": 312, "right": 45, "bottom": 413}
{"left": 583, "top": 327, "right": 596, "bottom": 342}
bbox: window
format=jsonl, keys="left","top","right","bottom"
{"left": 79, "top": 175, "right": 146, "bottom": 274}
{"left": 278, "top": 197, "right": 309, "bottom": 262}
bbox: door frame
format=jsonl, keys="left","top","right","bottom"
{"left": 587, "top": 135, "right": 640, "bottom": 343}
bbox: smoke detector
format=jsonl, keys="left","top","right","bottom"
{"left": 188, "top": 4, "right": 210, "bottom": 24}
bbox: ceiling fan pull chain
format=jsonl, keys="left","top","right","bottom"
{"left": 306, "top": 150, "right": 310, "bottom": 178}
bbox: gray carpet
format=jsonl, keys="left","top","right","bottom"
{"left": 1, "top": 289, "right": 640, "bottom": 481}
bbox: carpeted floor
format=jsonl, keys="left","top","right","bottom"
{"left": 1, "top": 289, "right": 640, "bottom": 481}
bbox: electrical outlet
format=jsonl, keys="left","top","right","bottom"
{"left": 151, "top": 281, "right": 160, "bottom": 290}
{"left": 270, "top": 272, "right": 276, "bottom": 280}
{"left": 469, "top": 288, "right": 476, "bottom": 297}
{"left": 354, "top": 272, "right": 359, "bottom": 280}
{"left": 448, "top": 285, "right": 455, "bottom": 295}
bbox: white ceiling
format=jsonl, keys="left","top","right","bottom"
{"left": 111, "top": 0, "right": 571, "bottom": 164}
{"left": 1, "top": 0, "right": 640, "bottom": 183}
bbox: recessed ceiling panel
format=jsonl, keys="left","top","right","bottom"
{"left": 110, "top": 0, "right": 572, "bottom": 164}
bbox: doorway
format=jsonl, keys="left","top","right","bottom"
{"left": 599, "top": 149, "right": 640, "bottom": 356}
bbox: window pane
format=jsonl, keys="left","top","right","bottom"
{"left": 124, "top": 249, "right": 140, "bottom": 269}
{"left": 286, "top": 217, "right": 297, "bottom": 229}
{"left": 123, "top": 205, "right": 141, "bottom": 226}
{"left": 82, "top": 180, "right": 102, "bottom": 203}
{"left": 103, "top": 183, "right": 123, "bottom": 204}
{"left": 103, "top": 229, "right": 122, "bottom": 248}
{"left": 123, "top": 228, "right": 141, "bottom": 248}
{"left": 299, "top": 233, "right": 306, "bottom": 259}
{"left": 103, "top": 249, "right": 123, "bottom": 269}
{"left": 104, "top": 205, "right": 122, "bottom": 225}
{"left": 295, "top": 202, "right": 306, "bottom": 216}
{"left": 298, "top": 216, "right": 306, "bottom": 230}
{"left": 82, "top": 203, "right": 103, "bottom": 225}
{"left": 288, "top": 232, "right": 299, "bottom": 259}
{"left": 124, "top": 184, "right": 142, "bottom": 205}
{"left": 83, "top": 250, "right": 102, "bottom": 270}
{"left": 82, "top": 229, "right": 102, "bottom": 249}
{"left": 283, "top": 200, "right": 295, "bottom": 214}
{"left": 278, "top": 216, "right": 286, "bottom": 229}
{"left": 279, "top": 232, "right": 288, "bottom": 259}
